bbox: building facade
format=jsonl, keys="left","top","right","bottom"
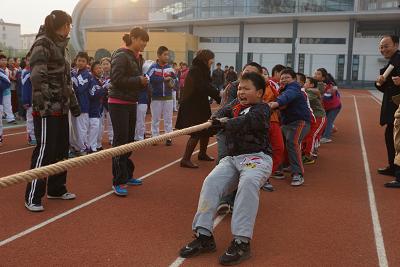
{"left": 0, "top": 19, "right": 21, "bottom": 50}
{"left": 20, "top": 33, "right": 36, "bottom": 50}
{"left": 71, "top": 0, "right": 400, "bottom": 83}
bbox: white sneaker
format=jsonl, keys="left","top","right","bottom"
{"left": 320, "top": 138, "right": 332, "bottom": 144}
{"left": 25, "top": 202, "right": 44, "bottom": 212}
{"left": 47, "top": 192, "right": 76, "bottom": 200}
{"left": 291, "top": 174, "right": 304, "bottom": 186}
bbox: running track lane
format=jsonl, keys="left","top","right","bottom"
{"left": 0, "top": 90, "right": 395, "bottom": 266}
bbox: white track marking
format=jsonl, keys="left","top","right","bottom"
{"left": 3, "top": 132, "right": 26, "bottom": 137}
{"left": 353, "top": 96, "right": 388, "bottom": 267}
{"left": 0, "top": 142, "right": 217, "bottom": 247}
{"left": 0, "top": 146, "right": 34, "bottom": 155}
{"left": 370, "top": 95, "right": 382, "bottom": 105}
{"left": 168, "top": 214, "right": 227, "bottom": 267}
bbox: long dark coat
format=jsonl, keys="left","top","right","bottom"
{"left": 376, "top": 50, "right": 400, "bottom": 126}
{"left": 175, "top": 58, "right": 221, "bottom": 129}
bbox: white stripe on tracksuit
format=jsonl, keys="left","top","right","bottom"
{"left": 312, "top": 116, "right": 326, "bottom": 153}
{"left": 28, "top": 117, "right": 46, "bottom": 205}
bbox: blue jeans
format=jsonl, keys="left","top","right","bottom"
{"left": 322, "top": 106, "right": 341, "bottom": 139}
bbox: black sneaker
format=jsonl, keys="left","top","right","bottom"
{"left": 217, "top": 202, "right": 231, "bottom": 215}
{"left": 377, "top": 166, "right": 395, "bottom": 176}
{"left": 166, "top": 139, "right": 172, "bottom": 146}
{"left": 384, "top": 180, "right": 400, "bottom": 188}
{"left": 219, "top": 239, "right": 251, "bottom": 266}
{"left": 179, "top": 234, "right": 216, "bottom": 258}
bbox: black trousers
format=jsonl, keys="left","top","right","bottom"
{"left": 109, "top": 103, "right": 136, "bottom": 186}
{"left": 385, "top": 123, "right": 395, "bottom": 168}
{"left": 25, "top": 115, "right": 69, "bottom": 205}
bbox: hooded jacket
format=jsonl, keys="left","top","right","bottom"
{"left": 21, "top": 68, "right": 32, "bottom": 106}
{"left": 146, "top": 61, "right": 176, "bottom": 99}
{"left": 0, "top": 68, "right": 11, "bottom": 105}
{"left": 28, "top": 26, "right": 80, "bottom": 117}
{"left": 71, "top": 68, "right": 91, "bottom": 113}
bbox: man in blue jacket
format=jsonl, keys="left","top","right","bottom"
{"left": 269, "top": 68, "right": 310, "bottom": 186}
{"left": 147, "top": 46, "right": 177, "bottom": 146}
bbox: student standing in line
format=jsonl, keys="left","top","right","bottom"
{"left": 0, "top": 54, "right": 11, "bottom": 146}
{"left": 24, "top": 10, "right": 81, "bottom": 212}
{"left": 21, "top": 54, "right": 37, "bottom": 146}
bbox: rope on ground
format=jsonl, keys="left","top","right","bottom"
{"left": 0, "top": 121, "right": 212, "bottom": 188}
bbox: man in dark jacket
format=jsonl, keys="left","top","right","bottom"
{"left": 375, "top": 35, "right": 400, "bottom": 177}
{"left": 212, "top": 62, "right": 225, "bottom": 90}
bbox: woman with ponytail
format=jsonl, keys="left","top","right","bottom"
{"left": 108, "top": 27, "right": 149, "bottom": 196}
{"left": 25, "top": 10, "right": 81, "bottom": 212}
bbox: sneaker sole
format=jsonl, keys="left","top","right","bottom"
{"left": 291, "top": 181, "right": 304, "bottom": 186}
{"left": 24, "top": 203, "right": 44, "bottom": 212}
{"left": 219, "top": 252, "right": 251, "bottom": 266}
{"left": 112, "top": 186, "right": 128, "bottom": 196}
{"left": 270, "top": 175, "right": 286, "bottom": 180}
{"left": 180, "top": 246, "right": 217, "bottom": 258}
{"left": 47, "top": 195, "right": 76, "bottom": 200}
{"left": 217, "top": 204, "right": 230, "bottom": 216}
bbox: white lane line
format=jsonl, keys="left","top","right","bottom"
{"left": 0, "top": 142, "right": 217, "bottom": 247}
{"left": 353, "top": 96, "right": 388, "bottom": 267}
{"left": 168, "top": 214, "right": 227, "bottom": 267}
{"left": 0, "top": 146, "right": 34, "bottom": 155}
{"left": 3, "top": 132, "right": 26, "bottom": 137}
{"left": 370, "top": 95, "right": 382, "bottom": 105}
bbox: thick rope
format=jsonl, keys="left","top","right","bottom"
{"left": 0, "top": 121, "right": 212, "bottom": 188}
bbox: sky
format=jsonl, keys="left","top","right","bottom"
{"left": 1, "top": 0, "right": 80, "bottom": 34}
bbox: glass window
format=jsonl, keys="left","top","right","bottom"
{"left": 247, "top": 52, "right": 254, "bottom": 63}
{"left": 336, "top": 54, "right": 345, "bottom": 81}
{"left": 286, "top": 54, "right": 293, "bottom": 68}
{"left": 248, "top": 37, "right": 292, "bottom": 43}
{"left": 300, "top": 38, "right": 346, "bottom": 44}
{"left": 352, "top": 55, "right": 359, "bottom": 81}
{"left": 199, "top": 37, "right": 239, "bottom": 43}
{"left": 298, "top": 54, "right": 305, "bottom": 73}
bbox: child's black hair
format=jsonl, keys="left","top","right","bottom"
{"left": 281, "top": 68, "right": 297, "bottom": 79}
{"left": 306, "top": 77, "right": 318, "bottom": 88}
{"left": 381, "top": 35, "right": 399, "bottom": 44}
{"left": 157, "top": 46, "right": 169, "bottom": 56}
{"left": 91, "top": 60, "right": 101, "bottom": 72}
{"left": 243, "top": 62, "right": 263, "bottom": 74}
{"left": 240, "top": 72, "right": 266, "bottom": 95}
{"left": 76, "top": 51, "right": 89, "bottom": 62}
{"left": 296, "top": 72, "right": 306, "bottom": 84}
{"left": 0, "top": 54, "right": 6, "bottom": 60}
{"left": 271, "top": 64, "right": 286, "bottom": 76}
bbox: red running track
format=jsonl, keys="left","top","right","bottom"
{"left": 0, "top": 90, "right": 399, "bottom": 266}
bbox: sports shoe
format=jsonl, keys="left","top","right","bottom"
{"left": 7, "top": 120, "right": 17, "bottom": 125}
{"left": 282, "top": 166, "right": 291, "bottom": 173}
{"left": 270, "top": 171, "right": 285, "bottom": 179}
{"left": 384, "top": 180, "right": 400, "bottom": 188}
{"left": 0, "top": 136, "right": 3, "bottom": 146}
{"left": 291, "top": 174, "right": 304, "bottom": 186}
{"left": 28, "top": 139, "right": 37, "bottom": 146}
{"left": 179, "top": 233, "right": 216, "bottom": 258}
{"left": 47, "top": 192, "right": 76, "bottom": 200}
{"left": 127, "top": 177, "right": 143, "bottom": 186}
{"left": 112, "top": 184, "right": 128, "bottom": 196}
{"left": 303, "top": 156, "right": 315, "bottom": 165}
{"left": 166, "top": 139, "right": 172, "bottom": 146}
{"left": 25, "top": 202, "right": 44, "bottom": 212}
{"left": 377, "top": 166, "right": 395, "bottom": 176}
{"left": 262, "top": 181, "right": 275, "bottom": 192}
{"left": 217, "top": 202, "right": 231, "bottom": 215}
{"left": 219, "top": 239, "right": 251, "bottom": 266}
{"left": 320, "top": 138, "right": 332, "bottom": 144}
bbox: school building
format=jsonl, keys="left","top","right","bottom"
{"left": 71, "top": 0, "right": 400, "bottom": 84}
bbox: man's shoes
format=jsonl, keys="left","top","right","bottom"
{"left": 7, "top": 120, "right": 17, "bottom": 125}
{"left": 303, "top": 156, "right": 315, "bottom": 165}
{"left": 179, "top": 233, "right": 216, "bottom": 258}
{"left": 219, "top": 239, "right": 251, "bottom": 266}
{"left": 112, "top": 185, "right": 128, "bottom": 196}
{"left": 180, "top": 160, "right": 199, "bottom": 168}
{"left": 377, "top": 166, "right": 395, "bottom": 176}
{"left": 47, "top": 192, "right": 76, "bottom": 200}
{"left": 166, "top": 139, "right": 172, "bottom": 146}
{"left": 127, "top": 177, "right": 143, "bottom": 186}
{"left": 198, "top": 154, "right": 215, "bottom": 161}
{"left": 320, "top": 138, "right": 332, "bottom": 144}
{"left": 270, "top": 171, "right": 285, "bottom": 179}
{"left": 291, "top": 174, "right": 304, "bottom": 186}
{"left": 25, "top": 202, "right": 44, "bottom": 212}
{"left": 28, "top": 139, "right": 37, "bottom": 146}
{"left": 384, "top": 180, "right": 400, "bottom": 188}
{"left": 262, "top": 181, "right": 275, "bottom": 192}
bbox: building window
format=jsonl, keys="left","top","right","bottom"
{"left": 336, "top": 55, "right": 345, "bottom": 81}
{"left": 286, "top": 54, "right": 293, "bottom": 68}
{"left": 247, "top": 52, "right": 253, "bottom": 63}
{"left": 248, "top": 37, "right": 292, "bottom": 43}
{"left": 199, "top": 37, "right": 239, "bottom": 43}
{"left": 2, "top": 33, "right": 6, "bottom": 40}
{"left": 298, "top": 54, "right": 305, "bottom": 74}
{"left": 2, "top": 26, "right": 5, "bottom": 31}
{"left": 300, "top": 38, "right": 346, "bottom": 44}
{"left": 352, "top": 55, "right": 360, "bottom": 81}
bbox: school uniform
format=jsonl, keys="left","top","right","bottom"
{"left": 135, "top": 88, "right": 149, "bottom": 141}
{"left": 0, "top": 69, "right": 11, "bottom": 139}
{"left": 21, "top": 68, "right": 36, "bottom": 143}
{"left": 147, "top": 62, "right": 176, "bottom": 137}
{"left": 88, "top": 76, "right": 106, "bottom": 152}
{"left": 71, "top": 68, "right": 91, "bottom": 152}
